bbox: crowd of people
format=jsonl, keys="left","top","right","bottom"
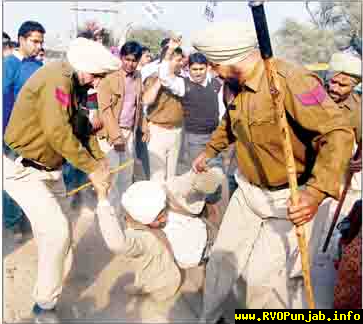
{"left": 2, "top": 15, "right": 362, "bottom": 323}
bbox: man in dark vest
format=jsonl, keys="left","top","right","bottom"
{"left": 157, "top": 45, "right": 225, "bottom": 172}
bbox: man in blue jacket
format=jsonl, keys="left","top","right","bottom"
{"left": 3, "top": 21, "right": 45, "bottom": 239}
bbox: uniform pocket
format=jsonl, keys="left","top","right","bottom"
{"left": 248, "top": 107, "right": 281, "bottom": 145}
{"left": 228, "top": 109, "right": 243, "bottom": 138}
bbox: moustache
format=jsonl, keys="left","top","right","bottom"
{"left": 327, "top": 89, "right": 339, "bottom": 96}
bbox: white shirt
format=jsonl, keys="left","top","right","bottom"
{"left": 12, "top": 49, "right": 25, "bottom": 61}
{"left": 158, "top": 61, "right": 226, "bottom": 120}
{"left": 141, "top": 60, "right": 160, "bottom": 83}
{"left": 162, "top": 211, "right": 207, "bottom": 268}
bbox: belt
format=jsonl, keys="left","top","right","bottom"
{"left": 21, "top": 158, "right": 57, "bottom": 172}
{"left": 266, "top": 182, "right": 290, "bottom": 192}
{"left": 257, "top": 176, "right": 307, "bottom": 192}
{"left": 151, "top": 122, "right": 180, "bottom": 130}
{"left": 120, "top": 126, "right": 133, "bottom": 131}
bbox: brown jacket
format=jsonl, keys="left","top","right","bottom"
{"left": 144, "top": 74, "right": 184, "bottom": 128}
{"left": 96, "top": 69, "right": 143, "bottom": 144}
{"left": 205, "top": 59, "right": 355, "bottom": 202}
{"left": 4, "top": 61, "right": 103, "bottom": 174}
{"left": 336, "top": 92, "right": 361, "bottom": 143}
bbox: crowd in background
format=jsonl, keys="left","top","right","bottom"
{"left": 2, "top": 17, "right": 362, "bottom": 323}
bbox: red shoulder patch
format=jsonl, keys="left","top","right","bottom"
{"left": 87, "top": 92, "right": 98, "bottom": 103}
{"left": 55, "top": 87, "right": 70, "bottom": 107}
{"left": 296, "top": 83, "right": 327, "bottom": 106}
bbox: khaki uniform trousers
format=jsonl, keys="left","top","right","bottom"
{"left": 147, "top": 123, "right": 182, "bottom": 182}
{"left": 98, "top": 129, "right": 135, "bottom": 218}
{"left": 3, "top": 156, "right": 73, "bottom": 310}
{"left": 200, "top": 172, "right": 325, "bottom": 322}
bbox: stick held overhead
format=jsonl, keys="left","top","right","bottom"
{"left": 249, "top": 2, "right": 273, "bottom": 60}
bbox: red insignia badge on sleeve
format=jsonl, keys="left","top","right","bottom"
{"left": 296, "top": 83, "right": 327, "bottom": 106}
{"left": 55, "top": 87, "right": 71, "bottom": 107}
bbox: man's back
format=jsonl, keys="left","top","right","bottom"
{"left": 5, "top": 61, "right": 71, "bottom": 155}
{"left": 122, "top": 221, "right": 182, "bottom": 301}
{"left": 6, "top": 59, "right": 103, "bottom": 174}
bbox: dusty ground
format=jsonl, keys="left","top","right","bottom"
{"left": 3, "top": 185, "right": 340, "bottom": 323}
{"left": 3, "top": 189, "right": 208, "bottom": 323}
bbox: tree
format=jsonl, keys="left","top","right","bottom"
{"left": 274, "top": 19, "right": 338, "bottom": 65}
{"left": 305, "top": 1, "right": 361, "bottom": 52}
{"left": 274, "top": 1, "right": 361, "bottom": 64}
{"left": 77, "top": 20, "right": 114, "bottom": 47}
{"left": 127, "top": 27, "right": 170, "bottom": 55}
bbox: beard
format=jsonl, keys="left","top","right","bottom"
{"left": 225, "top": 78, "right": 243, "bottom": 94}
{"left": 328, "top": 90, "right": 348, "bottom": 103}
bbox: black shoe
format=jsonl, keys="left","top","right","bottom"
{"left": 32, "top": 304, "right": 60, "bottom": 323}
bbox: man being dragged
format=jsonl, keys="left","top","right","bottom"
{"left": 96, "top": 165, "right": 227, "bottom": 301}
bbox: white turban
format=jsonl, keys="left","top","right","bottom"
{"left": 67, "top": 37, "right": 121, "bottom": 74}
{"left": 192, "top": 21, "right": 258, "bottom": 65}
{"left": 122, "top": 181, "right": 166, "bottom": 225}
{"left": 329, "top": 52, "right": 362, "bottom": 78}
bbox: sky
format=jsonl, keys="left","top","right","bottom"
{"left": 3, "top": 1, "right": 313, "bottom": 49}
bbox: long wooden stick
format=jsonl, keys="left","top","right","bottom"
{"left": 322, "top": 140, "right": 362, "bottom": 252}
{"left": 249, "top": 2, "right": 315, "bottom": 308}
{"left": 65, "top": 159, "right": 134, "bottom": 197}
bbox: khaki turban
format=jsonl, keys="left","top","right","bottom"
{"left": 67, "top": 37, "right": 121, "bottom": 74}
{"left": 329, "top": 52, "right": 362, "bottom": 78}
{"left": 192, "top": 21, "right": 258, "bottom": 65}
{"left": 122, "top": 181, "right": 166, "bottom": 225}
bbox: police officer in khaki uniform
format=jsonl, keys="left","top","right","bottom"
{"left": 190, "top": 22, "right": 355, "bottom": 319}
{"left": 4, "top": 37, "right": 120, "bottom": 323}
{"left": 328, "top": 52, "right": 362, "bottom": 203}
{"left": 319, "top": 52, "right": 362, "bottom": 258}
{"left": 328, "top": 52, "right": 361, "bottom": 146}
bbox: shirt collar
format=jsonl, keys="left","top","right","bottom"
{"left": 337, "top": 92, "right": 359, "bottom": 110}
{"left": 121, "top": 68, "right": 137, "bottom": 79}
{"left": 188, "top": 72, "right": 212, "bottom": 87}
{"left": 12, "top": 49, "right": 24, "bottom": 61}
{"left": 63, "top": 60, "right": 76, "bottom": 77}
{"left": 244, "top": 59, "right": 265, "bottom": 93}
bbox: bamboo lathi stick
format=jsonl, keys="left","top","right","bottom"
{"left": 65, "top": 159, "right": 134, "bottom": 197}
{"left": 249, "top": 2, "right": 315, "bottom": 308}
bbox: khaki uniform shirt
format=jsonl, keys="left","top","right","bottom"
{"left": 334, "top": 93, "right": 362, "bottom": 192}
{"left": 5, "top": 61, "right": 103, "bottom": 174}
{"left": 205, "top": 59, "right": 355, "bottom": 202}
{"left": 144, "top": 74, "right": 184, "bottom": 128}
{"left": 336, "top": 93, "right": 361, "bottom": 143}
{"left": 96, "top": 69, "right": 143, "bottom": 144}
